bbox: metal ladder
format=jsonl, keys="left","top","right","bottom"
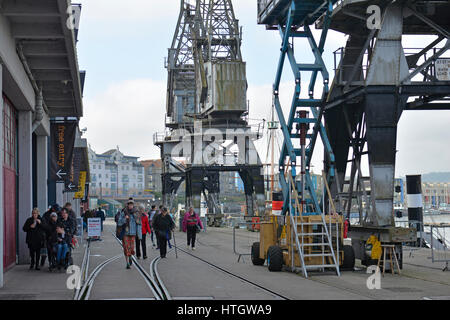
{"left": 288, "top": 174, "right": 341, "bottom": 278}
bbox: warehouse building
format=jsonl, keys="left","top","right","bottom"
{"left": 0, "top": 1, "right": 88, "bottom": 287}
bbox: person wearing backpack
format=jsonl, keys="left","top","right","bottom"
{"left": 117, "top": 200, "right": 141, "bottom": 269}
{"left": 182, "top": 207, "right": 203, "bottom": 251}
{"left": 153, "top": 207, "right": 175, "bottom": 258}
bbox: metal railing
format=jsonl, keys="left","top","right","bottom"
{"left": 231, "top": 220, "right": 261, "bottom": 263}
{"left": 333, "top": 46, "right": 450, "bottom": 86}
{"left": 430, "top": 224, "right": 450, "bottom": 271}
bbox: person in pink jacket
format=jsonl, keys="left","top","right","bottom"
{"left": 182, "top": 207, "right": 203, "bottom": 250}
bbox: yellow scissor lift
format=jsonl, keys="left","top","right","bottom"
{"left": 252, "top": 173, "right": 355, "bottom": 277}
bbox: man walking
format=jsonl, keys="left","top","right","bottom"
{"left": 152, "top": 207, "right": 174, "bottom": 258}
{"left": 117, "top": 200, "right": 140, "bottom": 269}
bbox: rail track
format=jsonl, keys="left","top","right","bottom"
{"left": 74, "top": 230, "right": 171, "bottom": 300}
{"left": 73, "top": 228, "right": 288, "bottom": 300}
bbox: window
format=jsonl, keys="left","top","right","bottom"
{"left": 106, "top": 174, "right": 109, "bottom": 179}
{"left": 106, "top": 183, "right": 109, "bottom": 187}
{"left": 93, "top": 165, "right": 96, "bottom": 169}
{"left": 99, "top": 174, "right": 102, "bottom": 179}
{"left": 3, "top": 96, "right": 17, "bottom": 170}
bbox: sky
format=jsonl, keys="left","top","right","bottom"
{"left": 77, "top": 0, "right": 450, "bottom": 178}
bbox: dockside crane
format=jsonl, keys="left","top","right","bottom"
{"left": 155, "top": 0, "right": 266, "bottom": 226}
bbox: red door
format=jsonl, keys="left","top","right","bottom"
{"left": 3, "top": 167, "right": 16, "bottom": 270}
{"left": 3, "top": 95, "right": 17, "bottom": 270}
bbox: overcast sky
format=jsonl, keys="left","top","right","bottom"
{"left": 77, "top": 0, "right": 450, "bottom": 178}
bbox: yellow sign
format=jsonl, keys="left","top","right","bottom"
{"left": 75, "top": 171, "right": 87, "bottom": 199}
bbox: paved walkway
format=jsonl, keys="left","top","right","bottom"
{"left": 0, "top": 238, "right": 85, "bottom": 300}
{"left": 1, "top": 221, "right": 449, "bottom": 300}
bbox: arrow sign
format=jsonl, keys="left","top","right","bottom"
{"left": 68, "top": 183, "right": 75, "bottom": 190}
{"left": 56, "top": 169, "right": 67, "bottom": 180}
{"left": 50, "top": 121, "right": 77, "bottom": 182}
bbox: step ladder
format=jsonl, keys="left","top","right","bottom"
{"left": 288, "top": 174, "right": 341, "bottom": 278}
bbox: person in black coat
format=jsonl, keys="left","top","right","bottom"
{"left": 58, "top": 208, "right": 75, "bottom": 239}
{"left": 152, "top": 207, "right": 175, "bottom": 258}
{"left": 43, "top": 212, "right": 59, "bottom": 269}
{"left": 22, "top": 208, "right": 46, "bottom": 270}
{"left": 40, "top": 204, "right": 61, "bottom": 267}
{"left": 95, "top": 207, "right": 105, "bottom": 232}
{"left": 42, "top": 204, "right": 61, "bottom": 224}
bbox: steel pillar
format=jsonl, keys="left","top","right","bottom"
{"left": 364, "top": 3, "right": 409, "bottom": 226}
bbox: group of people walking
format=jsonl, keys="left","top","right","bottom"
{"left": 22, "top": 202, "right": 77, "bottom": 271}
{"left": 115, "top": 199, "right": 204, "bottom": 269}
{"left": 24, "top": 198, "right": 206, "bottom": 272}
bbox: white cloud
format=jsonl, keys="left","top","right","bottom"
{"left": 79, "top": 79, "right": 166, "bottom": 160}
{"left": 78, "top": 0, "right": 179, "bottom": 22}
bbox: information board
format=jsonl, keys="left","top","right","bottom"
{"left": 87, "top": 218, "right": 101, "bottom": 237}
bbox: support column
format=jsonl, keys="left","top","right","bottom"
{"left": 364, "top": 3, "right": 409, "bottom": 227}
{"left": 0, "top": 64, "right": 4, "bottom": 287}
{"left": 18, "top": 110, "right": 33, "bottom": 264}
{"left": 36, "top": 135, "right": 48, "bottom": 213}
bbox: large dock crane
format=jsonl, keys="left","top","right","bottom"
{"left": 155, "top": 0, "right": 266, "bottom": 225}
{"left": 318, "top": 0, "right": 450, "bottom": 268}
{"left": 252, "top": 0, "right": 449, "bottom": 276}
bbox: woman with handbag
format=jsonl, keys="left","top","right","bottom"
{"left": 182, "top": 207, "right": 203, "bottom": 251}
{"left": 22, "top": 208, "right": 46, "bottom": 270}
{"left": 117, "top": 200, "right": 141, "bottom": 269}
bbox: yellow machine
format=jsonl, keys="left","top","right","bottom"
{"left": 251, "top": 174, "right": 355, "bottom": 276}
{"left": 251, "top": 213, "right": 355, "bottom": 275}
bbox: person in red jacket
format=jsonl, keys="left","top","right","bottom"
{"left": 182, "top": 207, "right": 203, "bottom": 250}
{"left": 136, "top": 205, "right": 151, "bottom": 259}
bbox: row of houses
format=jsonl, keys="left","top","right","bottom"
{"left": 88, "top": 147, "right": 162, "bottom": 198}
